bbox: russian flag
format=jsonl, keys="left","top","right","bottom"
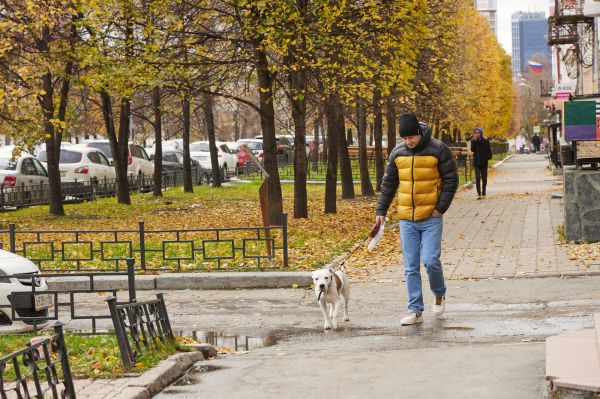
{"left": 528, "top": 60, "right": 543, "bottom": 74}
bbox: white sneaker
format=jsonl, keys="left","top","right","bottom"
{"left": 401, "top": 312, "right": 423, "bottom": 325}
{"left": 433, "top": 296, "right": 445, "bottom": 317}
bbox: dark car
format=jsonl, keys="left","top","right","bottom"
{"left": 153, "top": 150, "right": 211, "bottom": 186}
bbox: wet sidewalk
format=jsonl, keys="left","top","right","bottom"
{"left": 376, "top": 153, "right": 593, "bottom": 280}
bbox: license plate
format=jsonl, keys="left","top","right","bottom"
{"left": 34, "top": 294, "right": 52, "bottom": 311}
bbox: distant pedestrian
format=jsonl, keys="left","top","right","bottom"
{"left": 532, "top": 133, "right": 541, "bottom": 153}
{"left": 471, "top": 127, "right": 492, "bottom": 199}
{"left": 375, "top": 114, "right": 459, "bottom": 326}
{"left": 516, "top": 134, "right": 525, "bottom": 154}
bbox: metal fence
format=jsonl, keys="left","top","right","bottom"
{"left": 0, "top": 322, "right": 76, "bottom": 399}
{"left": 0, "top": 215, "right": 288, "bottom": 272}
{"left": 1, "top": 259, "right": 137, "bottom": 333}
{"left": 0, "top": 168, "right": 211, "bottom": 211}
{"left": 107, "top": 294, "right": 173, "bottom": 369}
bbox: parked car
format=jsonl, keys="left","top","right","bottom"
{"left": 37, "top": 145, "right": 116, "bottom": 183}
{"left": 83, "top": 140, "right": 154, "bottom": 178}
{"left": 189, "top": 141, "right": 238, "bottom": 177}
{"left": 237, "top": 139, "right": 264, "bottom": 160}
{"left": 224, "top": 142, "right": 252, "bottom": 172}
{"left": 154, "top": 150, "right": 211, "bottom": 185}
{"left": 0, "top": 249, "right": 50, "bottom": 333}
{"left": 0, "top": 149, "right": 49, "bottom": 207}
{"left": 252, "top": 135, "right": 294, "bottom": 162}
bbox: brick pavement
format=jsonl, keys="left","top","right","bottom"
{"left": 375, "top": 154, "right": 598, "bottom": 280}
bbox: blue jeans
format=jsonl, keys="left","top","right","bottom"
{"left": 400, "top": 216, "right": 446, "bottom": 313}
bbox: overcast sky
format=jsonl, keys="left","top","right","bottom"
{"left": 497, "top": 0, "right": 552, "bottom": 55}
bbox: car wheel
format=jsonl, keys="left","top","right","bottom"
{"left": 222, "top": 163, "right": 228, "bottom": 179}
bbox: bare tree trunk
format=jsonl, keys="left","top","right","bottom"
{"left": 312, "top": 115, "right": 320, "bottom": 172}
{"left": 338, "top": 106, "right": 354, "bottom": 199}
{"left": 357, "top": 98, "right": 375, "bottom": 197}
{"left": 322, "top": 110, "right": 328, "bottom": 164}
{"left": 373, "top": 90, "right": 384, "bottom": 192}
{"left": 233, "top": 107, "right": 240, "bottom": 141}
{"left": 288, "top": 67, "right": 308, "bottom": 218}
{"left": 369, "top": 123, "right": 374, "bottom": 146}
{"left": 386, "top": 97, "right": 396, "bottom": 156}
{"left": 202, "top": 92, "right": 220, "bottom": 189}
{"left": 324, "top": 94, "right": 340, "bottom": 213}
{"left": 40, "top": 71, "right": 64, "bottom": 216}
{"left": 100, "top": 90, "right": 131, "bottom": 205}
{"left": 254, "top": 47, "right": 283, "bottom": 225}
{"left": 152, "top": 86, "right": 163, "bottom": 196}
{"left": 182, "top": 94, "right": 194, "bottom": 191}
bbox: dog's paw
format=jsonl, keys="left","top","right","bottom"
{"left": 343, "top": 317, "right": 350, "bottom": 322}
{"left": 324, "top": 322, "right": 333, "bottom": 330}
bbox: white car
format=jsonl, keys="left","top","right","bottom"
{"left": 83, "top": 140, "right": 154, "bottom": 178}
{"left": 0, "top": 249, "right": 50, "bottom": 333}
{"left": 190, "top": 141, "right": 238, "bottom": 177}
{"left": 37, "top": 146, "right": 116, "bottom": 183}
{"left": 0, "top": 149, "right": 49, "bottom": 204}
{"left": 0, "top": 149, "right": 48, "bottom": 188}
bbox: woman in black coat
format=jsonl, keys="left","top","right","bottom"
{"left": 471, "top": 127, "right": 493, "bottom": 199}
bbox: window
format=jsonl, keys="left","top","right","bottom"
{"left": 98, "top": 152, "right": 110, "bottom": 166}
{"left": 0, "top": 158, "right": 17, "bottom": 171}
{"left": 129, "top": 145, "right": 142, "bottom": 159}
{"left": 32, "top": 159, "right": 48, "bottom": 176}
{"left": 88, "top": 151, "right": 101, "bottom": 164}
{"left": 38, "top": 150, "right": 82, "bottom": 164}
{"left": 21, "top": 158, "right": 37, "bottom": 175}
{"left": 190, "top": 142, "right": 209, "bottom": 152}
{"left": 87, "top": 142, "right": 112, "bottom": 158}
{"left": 164, "top": 153, "right": 178, "bottom": 163}
{"left": 220, "top": 144, "right": 231, "bottom": 154}
{"left": 175, "top": 152, "right": 184, "bottom": 164}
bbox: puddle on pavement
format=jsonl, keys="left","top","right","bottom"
{"left": 176, "top": 330, "right": 277, "bottom": 352}
{"left": 173, "top": 365, "right": 223, "bottom": 386}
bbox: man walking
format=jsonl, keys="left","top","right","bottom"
{"left": 532, "top": 133, "right": 541, "bottom": 153}
{"left": 471, "top": 127, "right": 492, "bottom": 199}
{"left": 375, "top": 114, "right": 458, "bottom": 325}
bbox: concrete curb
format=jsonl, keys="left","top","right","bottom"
{"left": 112, "top": 352, "right": 205, "bottom": 399}
{"left": 47, "top": 272, "right": 313, "bottom": 291}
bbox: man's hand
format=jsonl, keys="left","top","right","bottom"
{"left": 432, "top": 209, "right": 443, "bottom": 218}
{"left": 375, "top": 215, "right": 386, "bottom": 226}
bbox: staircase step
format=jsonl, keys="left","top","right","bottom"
{"left": 546, "top": 330, "right": 600, "bottom": 392}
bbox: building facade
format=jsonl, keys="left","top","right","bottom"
{"left": 512, "top": 11, "right": 552, "bottom": 75}
{"left": 473, "top": 0, "right": 498, "bottom": 37}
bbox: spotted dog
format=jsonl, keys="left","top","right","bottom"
{"left": 312, "top": 268, "right": 350, "bottom": 330}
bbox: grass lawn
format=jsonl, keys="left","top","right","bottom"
{"left": 0, "top": 333, "right": 188, "bottom": 379}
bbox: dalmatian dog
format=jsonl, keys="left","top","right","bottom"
{"left": 311, "top": 268, "right": 350, "bottom": 330}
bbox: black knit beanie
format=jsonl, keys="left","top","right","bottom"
{"left": 399, "top": 114, "right": 421, "bottom": 137}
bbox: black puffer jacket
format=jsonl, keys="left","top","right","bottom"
{"left": 376, "top": 123, "right": 459, "bottom": 221}
{"left": 471, "top": 138, "right": 492, "bottom": 167}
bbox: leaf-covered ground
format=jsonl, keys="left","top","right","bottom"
{"left": 0, "top": 182, "right": 401, "bottom": 272}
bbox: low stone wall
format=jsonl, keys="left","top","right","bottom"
{"left": 564, "top": 169, "right": 600, "bottom": 242}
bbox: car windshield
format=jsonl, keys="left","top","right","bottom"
{"left": 240, "top": 141, "right": 262, "bottom": 150}
{"left": 37, "top": 150, "right": 82, "bottom": 164}
{"left": 190, "top": 142, "right": 209, "bottom": 152}
{"left": 0, "top": 158, "right": 17, "bottom": 170}
{"left": 87, "top": 142, "right": 112, "bottom": 158}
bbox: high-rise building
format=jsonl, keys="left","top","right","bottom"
{"left": 511, "top": 11, "right": 551, "bottom": 75}
{"left": 473, "top": 0, "right": 498, "bottom": 37}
